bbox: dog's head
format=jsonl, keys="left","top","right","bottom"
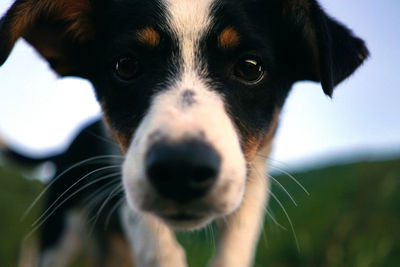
{"left": 0, "top": 0, "right": 368, "bottom": 229}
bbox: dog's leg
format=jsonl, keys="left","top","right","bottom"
{"left": 120, "top": 204, "right": 187, "bottom": 267}
{"left": 210, "top": 155, "right": 268, "bottom": 267}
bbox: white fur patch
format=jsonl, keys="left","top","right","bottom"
{"left": 122, "top": 74, "right": 247, "bottom": 226}
{"left": 120, "top": 204, "right": 187, "bottom": 266}
{"left": 116, "top": 1, "right": 270, "bottom": 266}
{"left": 122, "top": 0, "right": 247, "bottom": 229}
{"left": 164, "top": 0, "right": 215, "bottom": 72}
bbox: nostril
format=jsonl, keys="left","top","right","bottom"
{"left": 189, "top": 162, "right": 218, "bottom": 186}
{"left": 145, "top": 139, "right": 220, "bottom": 202}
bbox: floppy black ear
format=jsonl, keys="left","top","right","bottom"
{"left": 280, "top": 0, "right": 369, "bottom": 96}
{"left": 0, "top": 0, "right": 95, "bottom": 77}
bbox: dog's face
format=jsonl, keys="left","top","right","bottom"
{"left": 96, "top": 0, "right": 286, "bottom": 229}
{"left": 0, "top": 0, "right": 368, "bottom": 229}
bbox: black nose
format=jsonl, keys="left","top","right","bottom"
{"left": 145, "top": 140, "right": 220, "bottom": 202}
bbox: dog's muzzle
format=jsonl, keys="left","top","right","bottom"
{"left": 122, "top": 86, "right": 247, "bottom": 229}
{"left": 146, "top": 139, "right": 220, "bottom": 203}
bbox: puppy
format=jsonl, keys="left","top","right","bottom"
{"left": 0, "top": 0, "right": 368, "bottom": 266}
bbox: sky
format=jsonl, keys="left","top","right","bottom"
{"left": 0, "top": 0, "right": 399, "bottom": 169}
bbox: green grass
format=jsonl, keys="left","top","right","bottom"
{"left": 1, "top": 159, "right": 400, "bottom": 266}
{"left": 255, "top": 160, "right": 400, "bottom": 267}
{"left": 0, "top": 168, "right": 42, "bottom": 267}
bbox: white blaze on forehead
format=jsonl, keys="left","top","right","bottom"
{"left": 123, "top": 0, "right": 247, "bottom": 220}
{"left": 164, "top": 0, "right": 216, "bottom": 71}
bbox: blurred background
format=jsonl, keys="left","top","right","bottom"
{"left": 0, "top": 0, "right": 399, "bottom": 266}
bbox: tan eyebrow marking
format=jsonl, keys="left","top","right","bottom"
{"left": 218, "top": 27, "right": 240, "bottom": 49}
{"left": 136, "top": 27, "right": 160, "bottom": 47}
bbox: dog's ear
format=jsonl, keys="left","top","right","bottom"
{"left": 277, "top": 0, "right": 369, "bottom": 96}
{"left": 0, "top": 0, "right": 95, "bottom": 77}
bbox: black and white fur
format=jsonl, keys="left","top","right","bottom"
{"left": 0, "top": 0, "right": 368, "bottom": 266}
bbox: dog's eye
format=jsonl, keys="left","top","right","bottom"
{"left": 114, "top": 56, "right": 140, "bottom": 81}
{"left": 234, "top": 57, "right": 264, "bottom": 83}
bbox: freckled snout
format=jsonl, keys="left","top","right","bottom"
{"left": 145, "top": 139, "right": 220, "bottom": 202}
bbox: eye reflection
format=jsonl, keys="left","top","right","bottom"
{"left": 234, "top": 57, "right": 265, "bottom": 83}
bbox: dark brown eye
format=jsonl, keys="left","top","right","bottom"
{"left": 234, "top": 57, "right": 264, "bottom": 83}
{"left": 114, "top": 56, "right": 140, "bottom": 81}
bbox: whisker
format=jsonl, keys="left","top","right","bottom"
{"left": 21, "top": 155, "right": 124, "bottom": 220}
{"left": 84, "top": 129, "right": 120, "bottom": 148}
{"left": 209, "top": 224, "right": 216, "bottom": 250}
{"left": 96, "top": 184, "right": 124, "bottom": 218}
{"left": 220, "top": 215, "right": 229, "bottom": 227}
{"left": 82, "top": 178, "right": 121, "bottom": 205}
{"left": 269, "top": 191, "right": 300, "bottom": 252}
{"left": 248, "top": 162, "right": 290, "bottom": 240}
{"left": 81, "top": 188, "right": 118, "bottom": 230}
{"left": 23, "top": 172, "right": 120, "bottom": 242}
{"left": 261, "top": 155, "right": 292, "bottom": 169}
{"left": 204, "top": 225, "right": 211, "bottom": 249}
{"left": 260, "top": 216, "right": 269, "bottom": 250}
{"left": 251, "top": 159, "right": 298, "bottom": 207}
{"left": 32, "top": 169, "right": 120, "bottom": 228}
{"left": 269, "top": 166, "right": 310, "bottom": 196}
{"left": 81, "top": 179, "right": 122, "bottom": 222}
{"left": 256, "top": 153, "right": 306, "bottom": 194}
{"left": 104, "top": 197, "right": 125, "bottom": 230}
{"left": 268, "top": 174, "right": 297, "bottom": 206}
{"left": 264, "top": 206, "right": 287, "bottom": 231}
{"left": 88, "top": 184, "right": 124, "bottom": 233}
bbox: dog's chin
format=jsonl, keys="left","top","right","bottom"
{"left": 125, "top": 195, "right": 219, "bottom": 230}
{"left": 158, "top": 212, "right": 215, "bottom": 230}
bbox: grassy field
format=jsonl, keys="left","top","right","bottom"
{"left": 1, "top": 158, "right": 399, "bottom": 266}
